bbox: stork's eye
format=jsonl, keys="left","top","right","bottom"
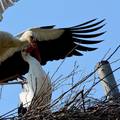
{"left": 30, "top": 36, "right": 34, "bottom": 40}
{"left": 30, "top": 36, "right": 35, "bottom": 42}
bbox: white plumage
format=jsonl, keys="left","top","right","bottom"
{"left": 19, "top": 52, "right": 51, "bottom": 108}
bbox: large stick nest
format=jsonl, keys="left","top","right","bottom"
{"left": 1, "top": 45, "right": 120, "bottom": 120}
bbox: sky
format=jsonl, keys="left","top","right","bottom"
{"left": 0, "top": 0, "right": 120, "bottom": 116}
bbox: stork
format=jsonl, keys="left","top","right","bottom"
{"left": 0, "top": 18, "right": 105, "bottom": 113}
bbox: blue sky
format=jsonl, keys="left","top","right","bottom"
{"left": 0, "top": 0, "right": 120, "bottom": 116}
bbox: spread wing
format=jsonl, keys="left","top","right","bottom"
{"left": 28, "top": 19, "right": 105, "bottom": 65}
{"left": 0, "top": 32, "right": 29, "bottom": 83}
{"left": 0, "top": 51, "right": 29, "bottom": 83}
{"left": 0, "top": 19, "right": 105, "bottom": 83}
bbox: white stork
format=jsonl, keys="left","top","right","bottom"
{"left": 0, "top": 0, "right": 20, "bottom": 21}
{"left": 0, "top": 19, "right": 105, "bottom": 111}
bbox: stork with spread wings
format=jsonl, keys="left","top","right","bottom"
{"left": 0, "top": 19, "right": 105, "bottom": 83}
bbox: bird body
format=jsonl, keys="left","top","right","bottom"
{"left": 19, "top": 52, "right": 51, "bottom": 108}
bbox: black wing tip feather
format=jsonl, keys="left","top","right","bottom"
{"left": 76, "top": 45, "right": 98, "bottom": 51}
{"left": 40, "top": 25, "right": 55, "bottom": 29}
{"left": 71, "top": 24, "right": 106, "bottom": 33}
{"left": 70, "top": 19, "right": 105, "bottom": 56}
{"left": 73, "top": 38, "right": 104, "bottom": 44}
{"left": 72, "top": 31, "right": 105, "bottom": 39}
{"left": 70, "top": 18, "right": 105, "bottom": 29}
{"left": 87, "top": 47, "right": 98, "bottom": 51}
{"left": 70, "top": 18, "right": 97, "bottom": 28}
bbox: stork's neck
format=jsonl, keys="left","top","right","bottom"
{"left": 32, "top": 44, "right": 41, "bottom": 63}
{"left": 24, "top": 42, "right": 41, "bottom": 63}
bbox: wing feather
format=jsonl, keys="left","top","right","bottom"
{"left": 71, "top": 24, "right": 105, "bottom": 33}
{"left": 32, "top": 19, "right": 105, "bottom": 65}
{"left": 0, "top": 52, "right": 29, "bottom": 83}
{"left": 0, "top": 35, "right": 28, "bottom": 63}
{"left": 70, "top": 18, "right": 97, "bottom": 28}
{"left": 72, "top": 32, "right": 105, "bottom": 38}
{"left": 70, "top": 19, "right": 105, "bottom": 30}
{"left": 16, "top": 19, "right": 105, "bottom": 65}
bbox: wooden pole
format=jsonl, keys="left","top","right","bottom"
{"left": 96, "top": 60, "right": 119, "bottom": 99}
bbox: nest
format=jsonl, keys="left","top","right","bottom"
{"left": 18, "top": 63, "right": 120, "bottom": 120}
{"left": 1, "top": 45, "right": 120, "bottom": 120}
{"left": 18, "top": 94, "right": 120, "bottom": 120}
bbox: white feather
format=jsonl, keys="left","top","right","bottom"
{"left": 17, "top": 28, "right": 64, "bottom": 41}
{"left": 19, "top": 52, "right": 52, "bottom": 108}
{"left": 0, "top": 31, "right": 28, "bottom": 63}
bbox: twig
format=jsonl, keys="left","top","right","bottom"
{"left": 50, "top": 45, "right": 79, "bottom": 79}
{"left": 81, "top": 89, "right": 86, "bottom": 112}
{"left": 106, "top": 45, "right": 120, "bottom": 61}
{"left": 101, "top": 48, "right": 111, "bottom": 60}
{"left": 110, "top": 58, "right": 120, "bottom": 65}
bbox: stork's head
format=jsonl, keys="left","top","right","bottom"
{"left": 20, "top": 31, "right": 36, "bottom": 43}
{"left": 20, "top": 31, "right": 38, "bottom": 52}
{"left": 20, "top": 31, "right": 41, "bottom": 62}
